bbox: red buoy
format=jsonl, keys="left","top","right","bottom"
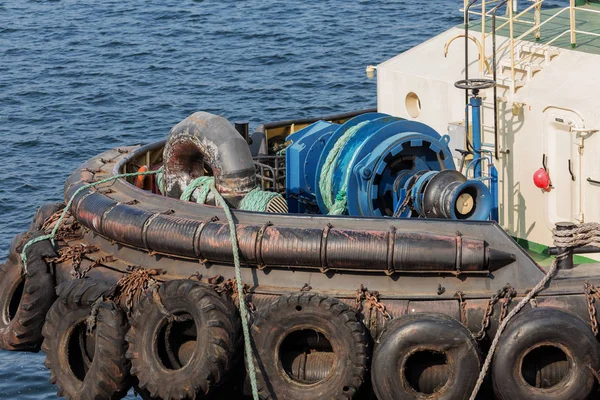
{"left": 533, "top": 168, "right": 551, "bottom": 191}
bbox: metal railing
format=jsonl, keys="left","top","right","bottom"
{"left": 460, "top": 0, "right": 600, "bottom": 91}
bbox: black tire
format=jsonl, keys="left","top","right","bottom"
{"left": 42, "top": 278, "right": 130, "bottom": 400}
{"left": 0, "top": 234, "right": 56, "bottom": 351}
{"left": 125, "top": 279, "right": 239, "bottom": 399}
{"left": 492, "top": 307, "right": 600, "bottom": 400}
{"left": 250, "top": 292, "right": 370, "bottom": 400}
{"left": 29, "top": 202, "right": 65, "bottom": 231}
{"left": 371, "top": 313, "right": 481, "bottom": 400}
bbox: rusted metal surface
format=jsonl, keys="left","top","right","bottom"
{"left": 162, "top": 112, "right": 256, "bottom": 205}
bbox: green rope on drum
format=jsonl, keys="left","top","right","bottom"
{"left": 20, "top": 169, "right": 161, "bottom": 275}
{"left": 156, "top": 166, "right": 165, "bottom": 195}
{"left": 180, "top": 176, "right": 214, "bottom": 204}
{"left": 208, "top": 183, "right": 260, "bottom": 400}
{"left": 239, "top": 187, "right": 281, "bottom": 212}
{"left": 318, "top": 120, "right": 369, "bottom": 215}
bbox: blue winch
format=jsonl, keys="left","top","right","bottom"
{"left": 285, "top": 112, "right": 492, "bottom": 220}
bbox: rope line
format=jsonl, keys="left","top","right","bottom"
{"left": 180, "top": 176, "right": 214, "bottom": 204}
{"left": 468, "top": 222, "right": 600, "bottom": 400}
{"left": 318, "top": 120, "right": 370, "bottom": 215}
{"left": 20, "top": 169, "right": 160, "bottom": 274}
{"left": 19, "top": 167, "right": 260, "bottom": 400}
{"left": 156, "top": 166, "right": 165, "bottom": 195}
{"left": 180, "top": 176, "right": 280, "bottom": 214}
{"left": 553, "top": 222, "right": 600, "bottom": 248}
{"left": 208, "top": 183, "right": 259, "bottom": 400}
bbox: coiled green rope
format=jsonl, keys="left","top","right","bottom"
{"left": 318, "top": 120, "right": 370, "bottom": 215}
{"left": 19, "top": 168, "right": 261, "bottom": 400}
{"left": 181, "top": 177, "right": 281, "bottom": 214}
{"left": 239, "top": 187, "right": 281, "bottom": 212}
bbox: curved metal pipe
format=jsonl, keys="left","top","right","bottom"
{"left": 443, "top": 33, "right": 492, "bottom": 75}
{"left": 162, "top": 112, "right": 256, "bottom": 206}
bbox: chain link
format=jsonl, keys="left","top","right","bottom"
{"left": 474, "top": 284, "right": 514, "bottom": 341}
{"left": 584, "top": 281, "right": 599, "bottom": 336}
{"left": 455, "top": 291, "right": 468, "bottom": 325}
{"left": 114, "top": 268, "right": 160, "bottom": 318}
{"left": 42, "top": 209, "right": 82, "bottom": 241}
{"left": 46, "top": 243, "right": 99, "bottom": 278}
{"left": 216, "top": 279, "right": 255, "bottom": 314}
{"left": 499, "top": 286, "right": 517, "bottom": 324}
{"left": 76, "top": 255, "right": 115, "bottom": 279}
{"left": 355, "top": 284, "right": 392, "bottom": 320}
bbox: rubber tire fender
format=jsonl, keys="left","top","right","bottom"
{"left": 492, "top": 307, "right": 600, "bottom": 400}
{"left": 42, "top": 278, "right": 129, "bottom": 400}
{"left": 125, "top": 279, "right": 240, "bottom": 400}
{"left": 249, "top": 292, "right": 370, "bottom": 400}
{"left": 0, "top": 232, "right": 56, "bottom": 351}
{"left": 29, "top": 202, "right": 65, "bottom": 231}
{"left": 371, "top": 312, "right": 481, "bottom": 400}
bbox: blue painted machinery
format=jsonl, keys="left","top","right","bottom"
{"left": 285, "top": 112, "right": 492, "bottom": 220}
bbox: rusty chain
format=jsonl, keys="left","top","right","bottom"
{"left": 584, "top": 281, "right": 600, "bottom": 336}
{"left": 76, "top": 255, "right": 115, "bottom": 279}
{"left": 455, "top": 291, "right": 468, "bottom": 325}
{"left": 46, "top": 244, "right": 99, "bottom": 278}
{"left": 42, "top": 209, "right": 81, "bottom": 241}
{"left": 114, "top": 268, "right": 161, "bottom": 318}
{"left": 499, "top": 286, "right": 517, "bottom": 324}
{"left": 216, "top": 279, "right": 255, "bottom": 313}
{"left": 474, "top": 283, "right": 515, "bottom": 341}
{"left": 355, "top": 284, "right": 392, "bottom": 320}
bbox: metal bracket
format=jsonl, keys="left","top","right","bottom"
{"left": 588, "top": 178, "right": 600, "bottom": 185}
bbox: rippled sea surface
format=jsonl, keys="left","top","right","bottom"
{"left": 0, "top": 0, "right": 566, "bottom": 398}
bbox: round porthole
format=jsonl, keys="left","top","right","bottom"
{"left": 405, "top": 92, "right": 421, "bottom": 118}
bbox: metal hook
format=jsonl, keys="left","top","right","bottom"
{"left": 568, "top": 159, "right": 576, "bottom": 181}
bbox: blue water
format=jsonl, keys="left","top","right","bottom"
{"left": 0, "top": 0, "right": 564, "bottom": 398}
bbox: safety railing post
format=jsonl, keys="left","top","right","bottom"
{"left": 508, "top": 0, "right": 516, "bottom": 92}
{"left": 481, "top": 0, "right": 486, "bottom": 74}
{"left": 465, "top": 0, "right": 470, "bottom": 23}
{"left": 534, "top": 1, "right": 542, "bottom": 40}
{"left": 570, "top": 0, "right": 577, "bottom": 47}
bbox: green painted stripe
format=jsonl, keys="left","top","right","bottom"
{"left": 513, "top": 237, "right": 597, "bottom": 266}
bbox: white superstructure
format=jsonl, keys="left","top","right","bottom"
{"left": 376, "top": 0, "right": 600, "bottom": 251}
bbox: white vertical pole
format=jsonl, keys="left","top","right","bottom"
{"left": 534, "top": 1, "right": 542, "bottom": 40}
{"left": 508, "top": 0, "right": 515, "bottom": 89}
{"left": 570, "top": 0, "right": 577, "bottom": 47}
